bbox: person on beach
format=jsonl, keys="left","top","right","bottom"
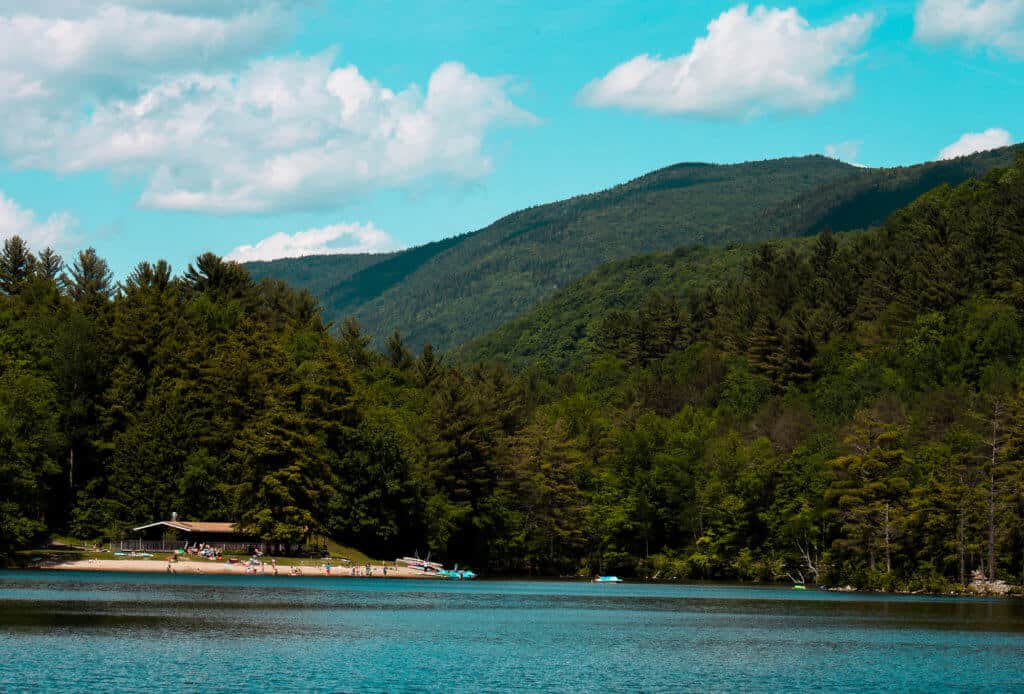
{"left": 326, "top": 561, "right": 331, "bottom": 576}
{"left": 272, "top": 558, "right": 278, "bottom": 576}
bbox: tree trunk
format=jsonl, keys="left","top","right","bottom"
{"left": 884, "top": 503, "right": 892, "bottom": 574}
{"left": 958, "top": 508, "right": 966, "bottom": 586}
{"left": 68, "top": 446, "right": 75, "bottom": 490}
{"left": 986, "top": 407, "right": 1002, "bottom": 583}
{"left": 988, "top": 469, "right": 996, "bottom": 581}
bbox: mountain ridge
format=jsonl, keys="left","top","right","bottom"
{"left": 246, "top": 145, "right": 1023, "bottom": 351}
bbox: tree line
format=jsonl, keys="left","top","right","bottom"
{"left": 3, "top": 157, "right": 1024, "bottom": 590}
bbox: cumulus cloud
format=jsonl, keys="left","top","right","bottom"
{"left": 3, "top": 57, "right": 536, "bottom": 214}
{"left": 578, "top": 4, "right": 875, "bottom": 118}
{"left": 225, "top": 222, "right": 399, "bottom": 262}
{"left": 0, "top": 191, "right": 77, "bottom": 249}
{"left": 938, "top": 128, "right": 1013, "bottom": 159}
{"left": 915, "top": 0, "right": 1024, "bottom": 57}
{"left": 0, "top": 1, "right": 536, "bottom": 214}
{"left": 0, "top": 3, "right": 293, "bottom": 103}
{"left": 824, "top": 140, "right": 863, "bottom": 164}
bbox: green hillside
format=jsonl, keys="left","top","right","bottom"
{"left": 461, "top": 147, "right": 1024, "bottom": 372}
{"left": 456, "top": 243, "right": 760, "bottom": 371}
{"left": 247, "top": 146, "right": 1022, "bottom": 352}
{"left": 8, "top": 156, "right": 1024, "bottom": 590}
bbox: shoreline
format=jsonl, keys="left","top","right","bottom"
{"left": 9, "top": 564, "right": 1022, "bottom": 596}
{"left": 27, "top": 558, "right": 444, "bottom": 578}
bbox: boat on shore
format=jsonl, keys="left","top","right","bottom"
{"left": 398, "top": 555, "right": 476, "bottom": 579}
{"left": 593, "top": 576, "right": 623, "bottom": 583}
{"left": 398, "top": 555, "right": 444, "bottom": 573}
{"left": 438, "top": 565, "right": 477, "bottom": 580}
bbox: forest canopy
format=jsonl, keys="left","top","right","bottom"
{"left": 4, "top": 156, "right": 1024, "bottom": 591}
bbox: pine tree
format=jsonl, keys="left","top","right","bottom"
{"left": 0, "top": 370, "right": 63, "bottom": 551}
{"left": 183, "top": 252, "right": 252, "bottom": 301}
{"left": 338, "top": 317, "right": 371, "bottom": 367}
{"left": 387, "top": 331, "right": 412, "bottom": 371}
{"left": 63, "top": 248, "right": 113, "bottom": 313}
{"left": 0, "top": 235, "right": 36, "bottom": 295}
{"left": 227, "top": 394, "right": 332, "bottom": 546}
{"left": 415, "top": 343, "right": 443, "bottom": 387}
{"left": 827, "top": 409, "right": 911, "bottom": 575}
{"left": 506, "top": 419, "right": 586, "bottom": 572}
{"left": 426, "top": 371, "right": 497, "bottom": 561}
{"left": 34, "top": 247, "right": 64, "bottom": 284}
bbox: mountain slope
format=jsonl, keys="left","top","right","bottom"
{"left": 247, "top": 145, "right": 1023, "bottom": 351}
{"left": 455, "top": 243, "right": 763, "bottom": 371}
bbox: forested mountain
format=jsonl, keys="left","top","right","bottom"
{"left": 248, "top": 146, "right": 1022, "bottom": 351}
{"left": 5, "top": 156, "right": 1024, "bottom": 592}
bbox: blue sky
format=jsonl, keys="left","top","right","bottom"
{"left": 0, "top": 0, "right": 1021, "bottom": 277}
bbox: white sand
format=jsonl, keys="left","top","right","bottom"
{"left": 41, "top": 558, "right": 441, "bottom": 578}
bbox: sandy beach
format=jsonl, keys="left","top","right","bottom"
{"left": 39, "top": 558, "right": 442, "bottom": 578}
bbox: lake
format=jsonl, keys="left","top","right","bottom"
{"left": 2, "top": 571, "right": 1023, "bottom": 692}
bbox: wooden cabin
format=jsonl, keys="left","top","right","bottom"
{"left": 122, "top": 514, "right": 262, "bottom": 553}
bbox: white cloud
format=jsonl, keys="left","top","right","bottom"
{"left": 0, "top": 191, "right": 77, "bottom": 249}
{"left": 0, "top": 1, "right": 302, "bottom": 18}
{"left": 914, "top": 0, "right": 1024, "bottom": 57}
{"left": 578, "top": 4, "right": 875, "bottom": 118}
{"left": 938, "top": 128, "right": 1013, "bottom": 159}
{"left": 0, "top": 1, "right": 537, "bottom": 214}
{"left": 4, "top": 57, "right": 536, "bottom": 214}
{"left": 824, "top": 140, "right": 863, "bottom": 164}
{"left": 225, "top": 222, "right": 399, "bottom": 262}
{"left": 0, "top": 3, "right": 293, "bottom": 103}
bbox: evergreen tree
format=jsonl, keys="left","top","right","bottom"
{"left": 227, "top": 395, "right": 332, "bottom": 546}
{"left": 0, "top": 236, "right": 36, "bottom": 295}
{"left": 63, "top": 248, "right": 113, "bottom": 313}
{"left": 34, "top": 247, "right": 63, "bottom": 283}
{"left": 0, "top": 370, "right": 63, "bottom": 551}
{"left": 827, "top": 409, "right": 911, "bottom": 576}
{"left": 387, "top": 331, "right": 413, "bottom": 371}
{"left": 506, "top": 419, "right": 586, "bottom": 572}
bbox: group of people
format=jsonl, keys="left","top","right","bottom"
{"left": 185, "top": 542, "right": 221, "bottom": 559}
{"left": 162, "top": 544, "right": 399, "bottom": 579}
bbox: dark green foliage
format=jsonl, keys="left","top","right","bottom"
{"left": 34, "top": 248, "right": 63, "bottom": 283}
{"left": 5, "top": 153, "right": 1024, "bottom": 589}
{"left": 457, "top": 154, "right": 1024, "bottom": 585}
{"left": 0, "top": 369, "right": 63, "bottom": 552}
{"left": 0, "top": 236, "right": 35, "bottom": 295}
{"left": 249, "top": 146, "right": 1022, "bottom": 353}
{"left": 64, "top": 247, "right": 114, "bottom": 312}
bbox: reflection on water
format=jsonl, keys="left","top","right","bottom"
{"left": 2, "top": 571, "right": 1023, "bottom": 692}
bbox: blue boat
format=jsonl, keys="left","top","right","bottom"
{"left": 438, "top": 564, "right": 477, "bottom": 580}
{"left": 593, "top": 576, "right": 623, "bottom": 583}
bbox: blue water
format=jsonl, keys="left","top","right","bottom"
{"left": 2, "top": 571, "right": 1024, "bottom": 692}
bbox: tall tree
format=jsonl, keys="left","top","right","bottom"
{"left": 0, "top": 236, "right": 36, "bottom": 295}
{"left": 34, "top": 247, "right": 63, "bottom": 283}
{"left": 63, "top": 248, "right": 113, "bottom": 313}
{"left": 827, "top": 408, "right": 911, "bottom": 575}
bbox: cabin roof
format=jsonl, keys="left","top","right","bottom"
{"left": 132, "top": 520, "right": 239, "bottom": 534}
